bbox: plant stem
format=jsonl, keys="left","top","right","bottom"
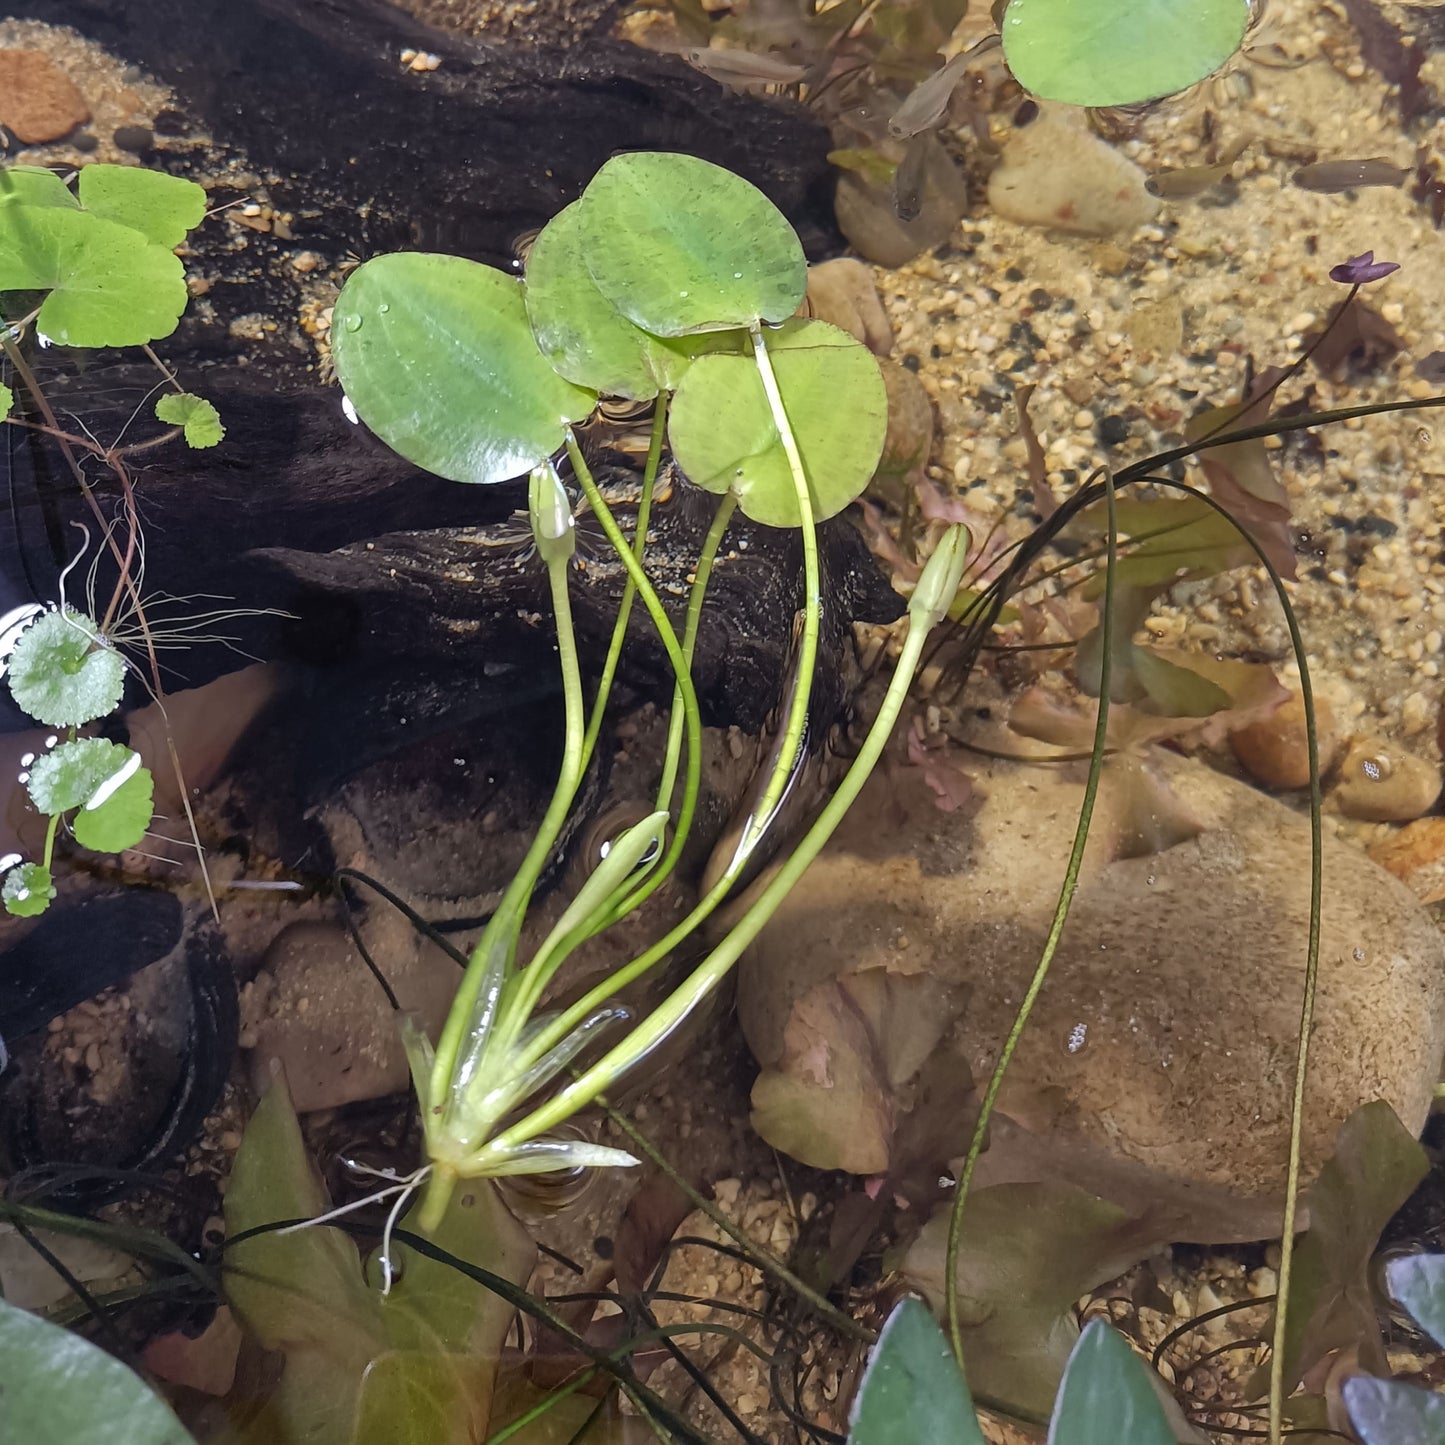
{"left": 579, "top": 399, "right": 668, "bottom": 772}
{"left": 429, "top": 544, "right": 587, "bottom": 1112}
{"left": 484, "top": 589, "right": 941, "bottom": 1160}
{"left": 944, "top": 470, "right": 1119, "bottom": 1365}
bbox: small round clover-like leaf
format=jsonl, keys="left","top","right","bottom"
{"left": 332, "top": 253, "right": 596, "bottom": 485}
{"left": 76, "top": 164, "right": 207, "bottom": 249}
{"left": 0, "top": 165, "right": 80, "bottom": 209}
{"left": 668, "top": 319, "right": 887, "bottom": 528}
{"left": 7, "top": 609, "right": 125, "bottom": 727}
{"left": 0, "top": 204, "right": 188, "bottom": 347}
{"left": 27, "top": 738, "right": 141, "bottom": 818}
{"left": 73, "top": 760, "right": 153, "bottom": 852}
{"left": 3, "top": 863, "right": 55, "bottom": 918}
{"left": 1001, "top": 0, "right": 1251, "bottom": 108}
{"left": 0, "top": 382, "right": 12, "bottom": 416}
{"left": 155, "top": 391, "right": 225, "bottom": 448}
{"left": 578, "top": 152, "right": 806, "bottom": 336}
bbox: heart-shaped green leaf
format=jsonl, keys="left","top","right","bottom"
{"left": 1048, "top": 1319, "right": 1175, "bottom": 1445}
{"left": 155, "top": 391, "right": 225, "bottom": 448}
{"left": 1001, "top": 0, "right": 1251, "bottom": 107}
{"left": 668, "top": 319, "right": 886, "bottom": 527}
{"left": 0, "top": 204, "right": 188, "bottom": 347}
{"left": 6, "top": 609, "right": 125, "bottom": 727}
{"left": 0, "top": 1297, "right": 197, "bottom": 1443}
{"left": 579, "top": 152, "right": 806, "bottom": 336}
{"left": 76, "top": 164, "right": 208, "bottom": 249}
{"left": 73, "top": 760, "right": 154, "bottom": 852}
{"left": 848, "top": 1297, "right": 988, "bottom": 1445}
{"left": 3, "top": 862, "right": 55, "bottom": 918}
{"left": 331, "top": 253, "right": 596, "bottom": 486}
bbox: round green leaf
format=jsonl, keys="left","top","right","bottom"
{"left": 579, "top": 152, "right": 806, "bottom": 336}
{"left": 525, "top": 202, "right": 668, "bottom": 399}
{"left": 1001, "top": 0, "right": 1250, "bottom": 107}
{"left": 331, "top": 253, "right": 596, "bottom": 486}
{"left": 6, "top": 609, "right": 125, "bottom": 727}
{"left": 1, "top": 381, "right": 12, "bottom": 416}
{"left": 76, "top": 164, "right": 208, "bottom": 249}
{"left": 27, "top": 738, "right": 140, "bottom": 817}
{"left": 3, "top": 863, "right": 55, "bottom": 918}
{"left": 0, "top": 204, "right": 188, "bottom": 347}
{"left": 73, "top": 760, "right": 153, "bottom": 852}
{"left": 668, "top": 319, "right": 887, "bottom": 528}
{"left": 0, "top": 1296, "right": 197, "bottom": 1444}
{"left": 155, "top": 391, "right": 225, "bottom": 448}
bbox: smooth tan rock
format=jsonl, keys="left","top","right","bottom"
{"left": 803, "top": 258, "right": 893, "bottom": 358}
{"left": 739, "top": 750, "right": 1445, "bottom": 1241}
{"left": 869, "top": 359, "right": 935, "bottom": 508}
{"left": 987, "top": 104, "right": 1159, "bottom": 238}
{"left": 1334, "top": 735, "right": 1443, "bottom": 822}
{"left": 242, "top": 916, "right": 458, "bottom": 1112}
{"left": 0, "top": 50, "right": 89, "bottom": 143}
{"left": 1229, "top": 690, "right": 1337, "bottom": 790}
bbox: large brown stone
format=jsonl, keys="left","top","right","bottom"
{"left": 0, "top": 49, "right": 89, "bottom": 143}
{"left": 739, "top": 749, "right": 1445, "bottom": 1241}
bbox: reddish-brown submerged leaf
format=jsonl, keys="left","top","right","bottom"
{"left": 749, "top": 968, "right": 969, "bottom": 1175}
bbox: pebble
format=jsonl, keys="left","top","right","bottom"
{"left": 987, "top": 104, "right": 1160, "bottom": 238}
{"left": 1333, "top": 735, "right": 1443, "bottom": 822}
{"left": 1229, "top": 691, "right": 1338, "bottom": 790}
{"left": 0, "top": 49, "right": 89, "bottom": 144}
{"left": 112, "top": 124, "right": 154, "bottom": 153}
{"left": 1367, "top": 818, "right": 1445, "bottom": 904}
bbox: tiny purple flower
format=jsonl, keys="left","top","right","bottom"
{"left": 1329, "top": 250, "right": 1400, "bottom": 284}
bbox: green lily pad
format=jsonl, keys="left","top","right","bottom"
{"left": 73, "top": 760, "right": 154, "bottom": 852}
{"left": 3, "top": 862, "right": 55, "bottom": 918}
{"left": 76, "top": 164, "right": 207, "bottom": 249}
{"left": 848, "top": 1297, "right": 988, "bottom": 1445}
{"left": 0, "top": 1296, "right": 196, "bottom": 1444}
{"left": 155, "top": 391, "right": 225, "bottom": 448}
{"left": 668, "top": 319, "right": 886, "bottom": 527}
{"left": 0, "top": 204, "right": 188, "bottom": 347}
{"left": 6, "top": 609, "right": 125, "bottom": 727}
{"left": 331, "top": 253, "right": 596, "bottom": 486}
{"left": 27, "top": 738, "right": 139, "bottom": 816}
{"left": 524, "top": 202, "right": 673, "bottom": 400}
{"left": 1001, "top": 0, "right": 1251, "bottom": 108}
{"left": 1048, "top": 1319, "right": 1175, "bottom": 1445}
{"left": 579, "top": 152, "right": 806, "bottom": 336}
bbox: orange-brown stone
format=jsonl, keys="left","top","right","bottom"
{"left": 0, "top": 50, "right": 89, "bottom": 144}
